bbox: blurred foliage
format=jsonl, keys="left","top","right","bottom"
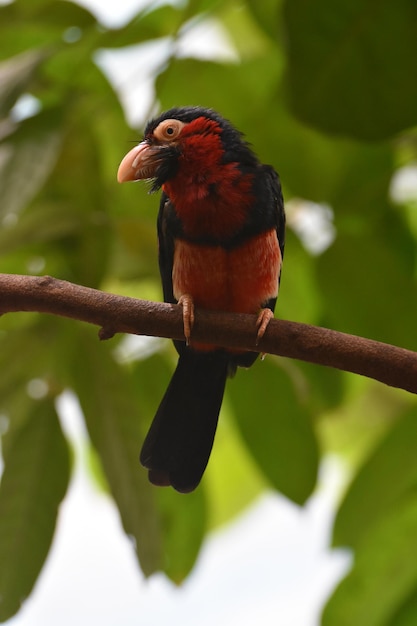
{"left": 0, "top": 0, "right": 416, "bottom": 623}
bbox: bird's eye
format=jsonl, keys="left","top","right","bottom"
{"left": 153, "top": 119, "right": 185, "bottom": 142}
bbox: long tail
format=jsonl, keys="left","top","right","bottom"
{"left": 140, "top": 349, "right": 229, "bottom": 493}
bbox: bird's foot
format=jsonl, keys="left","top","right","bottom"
{"left": 256, "top": 308, "right": 274, "bottom": 345}
{"left": 178, "top": 294, "right": 195, "bottom": 345}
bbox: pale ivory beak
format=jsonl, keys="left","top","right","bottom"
{"left": 117, "top": 142, "right": 160, "bottom": 183}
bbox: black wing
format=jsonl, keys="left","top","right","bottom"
{"left": 262, "top": 164, "right": 285, "bottom": 261}
{"left": 157, "top": 192, "right": 176, "bottom": 305}
{"left": 157, "top": 192, "right": 187, "bottom": 355}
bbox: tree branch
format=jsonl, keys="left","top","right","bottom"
{"left": 0, "top": 273, "right": 416, "bottom": 395}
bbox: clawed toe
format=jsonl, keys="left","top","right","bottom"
{"left": 256, "top": 308, "right": 274, "bottom": 345}
{"left": 178, "top": 294, "right": 195, "bottom": 345}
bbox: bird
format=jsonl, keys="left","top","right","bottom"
{"left": 117, "top": 106, "right": 285, "bottom": 493}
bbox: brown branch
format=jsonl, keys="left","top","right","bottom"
{"left": 0, "top": 273, "right": 416, "bottom": 395}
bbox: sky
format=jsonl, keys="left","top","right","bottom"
{"left": 4, "top": 1, "right": 352, "bottom": 624}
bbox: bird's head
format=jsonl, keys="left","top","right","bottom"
{"left": 117, "top": 106, "right": 258, "bottom": 192}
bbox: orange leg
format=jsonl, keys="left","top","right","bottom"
{"left": 256, "top": 308, "right": 274, "bottom": 345}
{"left": 178, "top": 294, "right": 195, "bottom": 345}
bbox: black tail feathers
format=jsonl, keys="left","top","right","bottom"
{"left": 140, "top": 349, "right": 229, "bottom": 493}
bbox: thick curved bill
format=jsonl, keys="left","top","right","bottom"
{"left": 117, "top": 141, "right": 160, "bottom": 183}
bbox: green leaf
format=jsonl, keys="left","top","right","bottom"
{"left": 0, "top": 107, "right": 63, "bottom": 220}
{"left": 0, "top": 201, "right": 81, "bottom": 258}
{"left": 156, "top": 56, "right": 283, "bottom": 132}
{"left": 0, "top": 1, "right": 97, "bottom": 58}
{"left": 25, "top": 101, "right": 111, "bottom": 287}
{"left": 0, "top": 329, "right": 44, "bottom": 411}
{"left": 0, "top": 48, "right": 46, "bottom": 115}
{"left": 204, "top": 407, "right": 265, "bottom": 529}
{"left": 186, "top": 0, "right": 222, "bottom": 15}
{"left": 259, "top": 94, "right": 394, "bottom": 210}
{"left": 317, "top": 232, "right": 417, "bottom": 350}
{"left": 28, "top": 0, "right": 97, "bottom": 29}
{"left": 333, "top": 407, "right": 417, "bottom": 549}
{"left": 278, "top": 232, "right": 321, "bottom": 323}
{"left": 247, "top": 0, "right": 283, "bottom": 40}
{"left": 325, "top": 142, "right": 393, "bottom": 221}
{"left": 389, "top": 592, "right": 417, "bottom": 626}
{"left": 283, "top": 0, "right": 417, "bottom": 140}
{"left": 297, "top": 361, "right": 346, "bottom": 414}
{"left": 0, "top": 319, "right": 71, "bottom": 429}
{"left": 228, "top": 357, "right": 319, "bottom": 504}
{"left": 96, "top": 4, "right": 184, "bottom": 48}
{"left": 70, "top": 328, "right": 163, "bottom": 577}
{"left": 323, "top": 495, "right": 417, "bottom": 626}
{"left": 0, "top": 398, "right": 70, "bottom": 622}
{"left": 155, "top": 487, "right": 207, "bottom": 583}
{"left": 215, "top": 0, "right": 273, "bottom": 58}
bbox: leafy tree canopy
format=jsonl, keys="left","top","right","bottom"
{"left": 0, "top": 0, "right": 417, "bottom": 623}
